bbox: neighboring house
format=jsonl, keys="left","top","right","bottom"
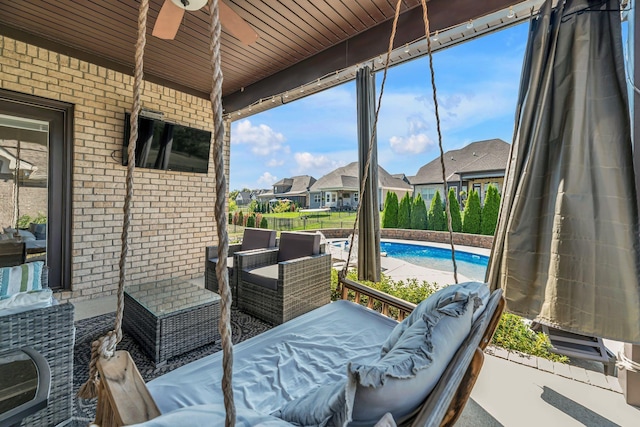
{"left": 309, "top": 162, "right": 412, "bottom": 210}
{"left": 410, "top": 138, "right": 510, "bottom": 207}
{"left": 234, "top": 191, "right": 253, "bottom": 206}
{"left": 260, "top": 175, "right": 317, "bottom": 207}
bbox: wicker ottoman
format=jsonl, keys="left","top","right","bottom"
{"left": 123, "top": 278, "right": 221, "bottom": 366}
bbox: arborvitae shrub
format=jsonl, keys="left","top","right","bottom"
{"left": 382, "top": 192, "right": 399, "bottom": 228}
{"left": 398, "top": 192, "right": 413, "bottom": 229}
{"left": 411, "top": 193, "right": 428, "bottom": 230}
{"left": 427, "top": 190, "right": 445, "bottom": 231}
{"left": 246, "top": 215, "right": 256, "bottom": 228}
{"left": 446, "top": 188, "right": 462, "bottom": 232}
{"left": 481, "top": 184, "right": 501, "bottom": 235}
{"left": 260, "top": 217, "right": 268, "bottom": 228}
{"left": 462, "top": 190, "right": 481, "bottom": 234}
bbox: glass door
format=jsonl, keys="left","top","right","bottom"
{"left": 0, "top": 115, "right": 49, "bottom": 258}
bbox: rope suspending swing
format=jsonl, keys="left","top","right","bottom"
{"left": 340, "top": 0, "right": 459, "bottom": 292}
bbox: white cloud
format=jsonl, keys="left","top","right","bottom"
{"left": 267, "top": 158, "right": 285, "bottom": 167}
{"left": 293, "top": 152, "right": 346, "bottom": 177}
{"left": 232, "top": 120, "right": 289, "bottom": 156}
{"left": 257, "top": 172, "right": 278, "bottom": 186}
{"left": 389, "top": 133, "right": 433, "bottom": 155}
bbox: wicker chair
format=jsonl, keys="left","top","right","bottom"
{"left": 236, "top": 231, "right": 331, "bottom": 325}
{"left": 205, "top": 228, "right": 277, "bottom": 304}
{"left": 0, "top": 267, "right": 74, "bottom": 427}
{"left": 0, "top": 240, "right": 26, "bottom": 267}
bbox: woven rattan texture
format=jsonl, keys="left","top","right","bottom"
{"left": 123, "top": 282, "right": 221, "bottom": 365}
{"left": 238, "top": 251, "right": 331, "bottom": 325}
{"left": 0, "top": 302, "right": 74, "bottom": 426}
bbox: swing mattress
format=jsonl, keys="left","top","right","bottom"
{"left": 142, "top": 300, "right": 397, "bottom": 424}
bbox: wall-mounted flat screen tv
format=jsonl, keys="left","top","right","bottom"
{"left": 122, "top": 113, "right": 211, "bottom": 174}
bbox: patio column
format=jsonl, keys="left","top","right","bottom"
{"left": 356, "top": 65, "right": 380, "bottom": 282}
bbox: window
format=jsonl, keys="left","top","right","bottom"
{"left": 353, "top": 192, "right": 359, "bottom": 203}
{"left": 0, "top": 90, "right": 73, "bottom": 290}
{"left": 421, "top": 188, "right": 436, "bottom": 203}
{"left": 314, "top": 193, "right": 321, "bottom": 203}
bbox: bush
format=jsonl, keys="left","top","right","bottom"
{"left": 16, "top": 214, "right": 32, "bottom": 229}
{"left": 228, "top": 212, "right": 233, "bottom": 225}
{"left": 411, "top": 193, "right": 428, "bottom": 230}
{"left": 233, "top": 211, "right": 239, "bottom": 225}
{"left": 491, "top": 313, "right": 568, "bottom": 362}
{"left": 246, "top": 214, "right": 256, "bottom": 228}
{"left": 248, "top": 199, "right": 258, "bottom": 213}
{"left": 481, "top": 185, "right": 500, "bottom": 235}
{"left": 272, "top": 201, "right": 291, "bottom": 213}
{"left": 446, "top": 188, "right": 462, "bottom": 232}
{"left": 229, "top": 199, "right": 237, "bottom": 212}
{"left": 382, "top": 192, "right": 399, "bottom": 228}
{"left": 330, "top": 269, "right": 567, "bottom": 363}
{"left": 260, "top": 217, "right": 268, "bottom": 228}
{"left": 462, "top": 190, "right": 481, "bottom": 234}
{"left": 255, "top": 213, "right": 262, "bottom": 228}
{"left": 237, "top": 211, "right": 244, "bottom": 226}
{"left": 398, "top": 193, "right": 412, "bottom": 229}
{"left": 427, "top": 190, "right": 445, "bottom": 231}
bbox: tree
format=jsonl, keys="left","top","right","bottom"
{"left": 228, "top": 212, "right": 233, "bottom": 225}
{"left": 248, "top": 199, "right": 258, "bottom": 213}
{"left": 246, "top": 214, "right": 256, "bottom": 228}
{"left": 228, "top": 199, "right": 237, "bottom": 212}
{"left": 411, "top": 193, "right": 428, "bottom": 230}
{"left": 427, "top": 190, "right": 445, "bottom": 231}
{"left": 260, "top": 217, "right": 268, "bottom": 228}
{"left": 481, "top": 184, "right": 501, "bottom": 235}
{"left": 398, "top": 192, "right": 413, "bottom": 229}
{"left": 382, "top": 191, "right": 399, "bottom": 228}
{"left": 446, "top": 187, "right": 462, "bottom": 232}
{"left": 229, "top": 189, "right": 240, "bottom": 200}
{"left": 237, "top": 211, "right": 244, "bottom": 227}
{"left": 462, "top": 190, "right": 481, "bottom": 234}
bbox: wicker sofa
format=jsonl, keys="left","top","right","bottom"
{"left": 1, "top": 304, "right": 74, "bottom": 426}
{"left": 0, "top": 273, "right": 74, "bottom": 427}
{"left": 236, "top": 231, "right": 331, "bottom": 325}
{"left": 204, "top": 228, "right": 277, "bottom": 304}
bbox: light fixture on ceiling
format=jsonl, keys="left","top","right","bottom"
{"left": 431, "top": 30, "right": 439, "bottom": 42}
{"left": 284, "top": 92, "right": 289, "bottom": 98}
{"left": 404, "top": 43, "right": 410, "bottom": 53}
{"left": 467, "top": 20, "right": 474, "bottom": 29}
{"left": 507, "top": 6, "right": 515, "bottom": 18}
{"left": 316, "top": 78, "right": 321, "bottom": 86}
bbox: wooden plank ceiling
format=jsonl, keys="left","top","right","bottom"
{"left": 0, "top": 0, "right": 518, "bottom": 113}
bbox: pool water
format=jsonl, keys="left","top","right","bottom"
{"left": 380, "top": 241, "right": 489, "bottom": 281}
{"left": 332, "top": 240, "right": 489, "bottom": 281}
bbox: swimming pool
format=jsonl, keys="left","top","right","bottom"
{"left": 332, "top": 239, "right": 489, "bottom": 281}
{"left": 380, "top": 241, "right": 489, "bottom": 281}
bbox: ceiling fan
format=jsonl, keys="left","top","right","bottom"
{"left": 152, "top": 0, "right": 258, "bottom": 45}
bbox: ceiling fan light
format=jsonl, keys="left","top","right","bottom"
{"left": 170, "top": 0, "right": 208, "bottom": 11}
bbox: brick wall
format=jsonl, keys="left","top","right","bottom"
{"left": 0, "top": 36, "right": 229, "bottom": 303}
{"left": 319, "top": 228, "right": 494, "bottom": 249}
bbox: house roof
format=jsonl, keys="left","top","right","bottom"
{"left": 274, "top": 175, "right": 316, "bottom": 196}
{"left": 310, "top": 162, "right": 412, "bottom": 192}
{"left": 236, "top": 191, "right": 251, "bottom": 200}
{"left": 0, "top": 1, "right": 541, "bottom": 115}
{"left": 411, "top": 139, "right": 510, "bottom": 185}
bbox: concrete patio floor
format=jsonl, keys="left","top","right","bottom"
{"left": 73, "top": 260, "right": 640, "bottom": 426}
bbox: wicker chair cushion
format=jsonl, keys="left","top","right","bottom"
{"left": 277, "top": 232, "right": 320, "bottom": 263}
{"left": 348, "top": 294, "right": 474, "bottom": 425}
{"left": 0, "top": 261, "right": 44, "bottom": 298}
{"left": 243, "top": 264, "right": 279, "bottom": 291}
{"left": 29, "top": 223, "right": 47, "bottom": 240}
{"left": 209, "top": 256, "right": 234, "bottom": 271}
{"left": 3, "top": 228, "right": 36, "bottom": 241}
{"left": 241, "top": 228, "right": 277, "bottom": 251}
{"left": 381, "top": 281, "right": 488, "bottom": 355}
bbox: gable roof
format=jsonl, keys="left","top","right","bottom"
{"left": 411, "top": 139, "right": 510, "bottom": 185}
{"left": 273, "top": 175, "right": 316, "bottom": 196}
{"left": 310, "top": 162, "right": 412, "bottom": 192}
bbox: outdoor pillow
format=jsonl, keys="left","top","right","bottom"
{"left": 348, "top": 293, "right": 474, "bottom": 425}
{"left": 29, "top": 223, "right": 47, "bottom": 240}
{"left": 273, "top": 373, "right": 356, "bottom": 427}
{"left": 0, "top": 261, "right": 44, "bottom": 298}
{"left": 381, "top": 281, "right": 487, "bottom": 355}
{"left": 0, "top": 288, "right": 53, "bottom": 316}
{"left": 2, "top": 228, "right": 36, "bottom": 241}
{"left": 130, "top": 403, "right": 293, "bottom": 427}
{"left": 0, "top": 233, "right": 11, "bottom": 241}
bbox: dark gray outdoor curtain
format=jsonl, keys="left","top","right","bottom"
{"left": 356, "top": 66, "right": 381, "bottom": 282}
{"left": 488, "top": 0, "right": 640, "bottom": 343}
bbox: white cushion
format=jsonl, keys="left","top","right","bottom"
{"left": 0, "top": 288, "right": 53, "bottom": 316}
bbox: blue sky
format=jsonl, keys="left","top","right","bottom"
{"left": 229, "top": 22, "right": 529, "bottom": 191}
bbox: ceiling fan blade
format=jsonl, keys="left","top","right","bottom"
{"left": 152, "top": 0, "right": 185, "bottom": 40}
{"left": 219, "top": 1, "right": 259, "bottom": 45}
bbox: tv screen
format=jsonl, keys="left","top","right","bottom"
{"left": 122, "top": 113, "right": 211, "bottom": 174}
